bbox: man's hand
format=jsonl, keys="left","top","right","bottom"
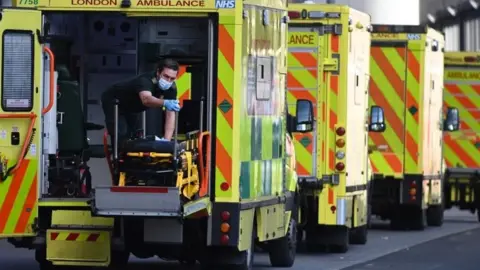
{"left": 164, "top": 100, "right": 181, "bottom": 111}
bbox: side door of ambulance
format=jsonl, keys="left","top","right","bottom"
{"left": 0, "top": 9, "right": 44, "bottom": 237}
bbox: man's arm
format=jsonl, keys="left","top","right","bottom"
{"left": 139, "top": 91, "right": 164, "bottom": 108}
{"left": 163, "top": 86, "right": 178, "bottom": 140}
{"left": 164, "top": 110, "right": 176, "bottom": 140}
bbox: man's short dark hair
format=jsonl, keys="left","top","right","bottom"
{"left": 157, "top": 58, "right": 179, "bottom": 73}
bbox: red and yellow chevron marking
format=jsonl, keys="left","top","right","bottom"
{"left": 327, "top": 35, "right": 339, "bottom": 172}
{"left": 49, "top": 231, "right": 106, "bottom": 242}
{"left": 215, "top": 24, "right": 235, "bottom": 199}
{"left": 176, "top": 65, "right": 191, "bottom": 107}
{"left": 0, "top": 159, "right": 38, "bottom": 236}
{"left": 443, "top": 83, "right": 480, "bottom": 168}
{"left": 287, "top": 49, "right": 318, "bottom": 176}
{"left": 368, "top": 45, "right": 421, "bottom": 176}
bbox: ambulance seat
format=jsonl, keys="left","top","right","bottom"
{"left": 56, "top": 66, "right": 105, "bottom": 159}
{"left": 48, "top": 65, "right": 104, "bottom": 197}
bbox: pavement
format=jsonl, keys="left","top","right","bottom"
{"left": 1, "top": 209, "right": 479, "bottom": 270}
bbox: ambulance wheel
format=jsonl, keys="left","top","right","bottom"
{"left": 201, "top": 229, "right": 254, "bottom": 270}
{"left": 410, "top": 208, "right": 427, "bottom": 231}
{"left": 108, "top": 250, "right": 129, "bottom": 269}
{"left": 427, "top": 204, "right": 444, "bottom": 227}
{"left": 268, "top": 218, "right": 297, "bottom": 267}
{"left": 329, "top": 228, "right": 349, "bottom": 254}
{"left": 349, "top": 225, "right": 368, "bottom": 245}
{"left": 201, "top": 246, "right": 254, "bottom": 270}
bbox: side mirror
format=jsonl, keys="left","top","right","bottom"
{"left": 294, "top": 99, "right": 314, "bottom": 133}
{"left": 369, "top": 106, "right": 386, "bottom": 132}
{"left": 443, "top": 107, "right": 460, "bottom": 132}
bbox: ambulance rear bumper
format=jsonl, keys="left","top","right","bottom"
{"left": 91, "top": 186, "right": 182, "bottom": 217}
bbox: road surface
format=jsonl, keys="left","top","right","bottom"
{"left": 1, "top": 209, "right": 478, "bottom": 270}
{"left": 345, "top": 222, "right": 480, "bottom": 270}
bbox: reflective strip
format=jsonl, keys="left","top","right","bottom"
{"left": 50, "top": 231, "right": 105, "bottom": 242}
{"left": 0, "top": 159, "right": 38, "bottom": 235}
{"left": 215, "top": 24, "right": 234, "bottom": 199}
{"left": 336, "top": 197, "right": 346, "bottom": 225}
{"left": 443, "top": 82, "right": 480, "bottom": 168}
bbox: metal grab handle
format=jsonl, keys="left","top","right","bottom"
{"left": 42, "top": 47, "right": 55, "bottom": 115}
{"left": 113, "top": 99, "right": 119, "bottom": 160}
{"left": 173, "top": 111, "right": 179, "bottom": 157}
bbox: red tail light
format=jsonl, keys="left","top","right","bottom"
{"left": 335, "top": 162, "right": 345, "bottom": 171}
{"left": 220, "top": 234, "right": 229, "bottom": 245}
{"left": 336, "top": 127, "right": 346, "bottom": 136}
{"left": 221, "top": 211, "right": 231, "bottom": 221}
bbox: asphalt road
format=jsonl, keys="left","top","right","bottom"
{"left": 344, "top": 223, "right": 480, "bottom": 270}
{"left": 1, "top": 209, "right": 479, "bottom": 270}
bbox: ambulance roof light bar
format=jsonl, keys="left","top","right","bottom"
{"left": 288, "top": 10, "right": 341, "bottom": 20}
{"left": 372, "top": 24, "right": 427, "bottom": 34}
{"left": 288, "top": 11, "right": 302, "bottom": 19}
{"left": 464, "top": 56, "right": 480, "bottom": 62}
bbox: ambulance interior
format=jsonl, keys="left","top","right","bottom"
{"left": 42, "top": 12, "right": 214, "bottom": 197}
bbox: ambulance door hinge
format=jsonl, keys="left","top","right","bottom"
{"left": 322, "top": 174, "right": 340, "bottom": 185}
{"left": 36, "top": 29, "right": 45, "bottom": 44}
{"left": 318, "top": 24, "right": 343, "bottom": 36}
{"left": 298, "top": 176, "right": 323, "bottom": 190}
{"left": 323, "top": 53, "right": 340, "bottom": 74}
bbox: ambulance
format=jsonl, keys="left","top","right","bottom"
{"left": 0, "top": 1, "right": 300, "bottom": 269}
{"left": 443, "top": 52, "right": 480, "bottom": 221}
{"left": 287, "top": 3, "right": 382, "bottom": 253}
{"left": 368, "top": 25, "right": 459, "bottom": 230}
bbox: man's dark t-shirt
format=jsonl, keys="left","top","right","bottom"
{"left": 101, "top": 71, "right": 177, "bottom": 113}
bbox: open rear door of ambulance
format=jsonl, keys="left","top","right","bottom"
{"left": 287, "top": 29, "right": 323, "bottom": 186}
{"left": 0, "top": 9, "right": 44, "bottom": 238}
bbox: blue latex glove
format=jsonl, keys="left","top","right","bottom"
{"left": 164, "top": 99, "right": 180, "bottom": 111}
{"left": 159, "top": 137, "right": 169, "bottom": 141}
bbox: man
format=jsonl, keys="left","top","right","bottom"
{"left": 101, "top": 58, "right": 181, "bottom": 145}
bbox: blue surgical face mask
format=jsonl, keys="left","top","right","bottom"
{"left": 158, "top": 78, "right": 173, "bottom": 90}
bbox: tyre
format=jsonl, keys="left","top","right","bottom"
{"left": 329, "top": 227, "right": 349, "bottom": 253}
{"left": 410, "top": 208, "right": 427, "bottom": 231}
{"left": 108, "top": 250, "right": 130, "bottom": 269}
{"left": 426, "top": 204, "right": 444, "bottom": 227}
{"left": 349, "top": 225, "right": 368, "bottom": 245}
{"left": 268, "top": 218, "right": 297, "bottom": 267}
{"left": 201, "top": 229, "right": 254, "bottom": 270}
{"left": 201, "top": 246, "right": 253, "bottom": 270}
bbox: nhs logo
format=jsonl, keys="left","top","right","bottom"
{"left": 216, "top": 0, "right": 235, "bottom": 8}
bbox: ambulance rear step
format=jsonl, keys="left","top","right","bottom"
{"left": 91, "top": 186, "right": 182, "bottom": 217}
